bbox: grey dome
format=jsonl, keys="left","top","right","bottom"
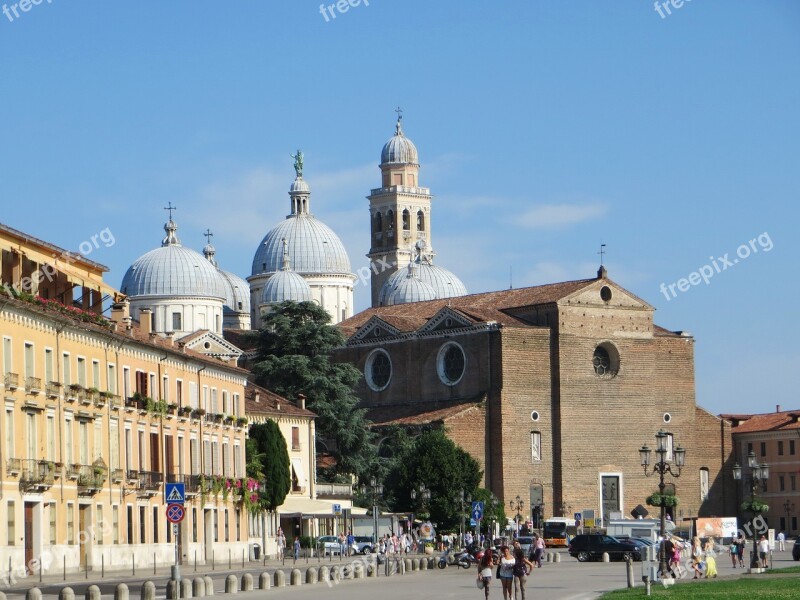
{"left": 381, "top": 118, "right": 419, "bottom": 165}
{"left": 219, "top": 269, "right": 251, "bottom": 314}
{"left": 289, "top": 177, "right": 310, "bottom": 193}
{"left": 379, "top": 259, "right": 467, "bottom": 305}
{"left": 260, "top": 270, "right": 312, "bottom": 304}
{"left": 382, "top": 264, "right": 438, "bottom": 306}
{"left": 121, "top": 220, "right": 226, "bottom": 300}
{"left": 251, "top": 217, "right": 351, "bottom": 276}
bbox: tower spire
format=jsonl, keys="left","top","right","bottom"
{"left": 161, "top": 203, "right": 180, "bottom": 246}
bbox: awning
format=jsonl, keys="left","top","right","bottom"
{"left": 277, "top": 496, "right": 369, "bottom": 517}
{"left": 291, "top": 458, "right": 306, "bottom": 489}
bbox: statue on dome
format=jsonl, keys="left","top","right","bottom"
{"left": 291, "top": 150, "right": 304, "bottom": 177}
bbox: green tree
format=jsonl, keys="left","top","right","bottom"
{"left": 248, "top": 420, "right": 290, "bottom": 511}
{"left": 385, "top": 429, "right": 482, "bottom": 530}
{"left": 250, "top": 301, "right": 377, "bottom": 481}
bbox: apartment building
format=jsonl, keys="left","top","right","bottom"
{"left": 0, "top": 222, "right": 249, "bottom": 575}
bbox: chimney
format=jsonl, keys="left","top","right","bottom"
{"left": 140, "top": 308, "right": 153, "bottom": 335}
{"left": 777, "top": 404, "right": 781, "bottom": 413}
{"left": 165, "top": 331, "right": 175, "bottom": 347}
{"left": 110, "top": 300, "right": 130, "bottom": 325}
{"left": 298, "top": 393, "right": 306, "bottom": 410}
{"left": 276, "top": 400, "right": 281, "bottom": 411}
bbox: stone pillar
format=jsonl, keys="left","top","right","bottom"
{"left": 224, "top": 575, "right": 237, "bottom": 594}
{"left": 305, "top": 567, "right": 318, "bottom": 584}
{"left": 203, "top": 576, "right": 214, "bottom": 596}
{"left": 140, "top": 582, "right": 156, "bottom": 600}
{"left": 85, "top": 586, "right": 101, "bottom": 600}
{"left": 114, "top": 584, "right": 129, "bottom": 600}
{"left": 258, "top": 572, "right": 271, "bottom": 590}
{"left": 290, "top": 569, "right": 302, "bottom": 586}
{"left": 180, "top": 579, "right": 193, "bottom": 599}
{"left": 241, "top": 573, "right": 253, "bottom": 591}
{"left": 273, "top": 570, "right": 285, "bottom": 587}
{"left": 59, "top": 588, "right": 75, "bottom": 600}
{"left": 192, "top": 578, "right": 206, "bottom": 597}
{"left": 26, "top": 588, "right": 42, "bottom": 600}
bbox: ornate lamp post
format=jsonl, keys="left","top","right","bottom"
{"left": 411, "top": 483, "right": 432, "bottom": 552}
{"left": 733, "top": 450, "right": 769, "bottom": 568}
{"left": 640, "top": 429, "right": 686, "bottom": 578}
{"left": 360, "top": 477, "right": 383, "bottom": 547}
{"left": 510, "top": 495, "right": 525, "bottom": 538}
{"left": 783, "top": 499, "right": 795, "bottom": 535}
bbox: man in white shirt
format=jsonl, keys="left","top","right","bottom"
{"left": 758, "top": 535, "right": 770, "bottom": 568}
{"left": 777, "top": 531, "right": 785, "bottom": 551}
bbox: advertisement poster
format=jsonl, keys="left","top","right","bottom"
{"left": 697, "top": 517, "right": 738, "bottom": 538}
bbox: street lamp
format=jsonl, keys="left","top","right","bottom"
{"left": 640, "top": 429, "right": 686, "bottom": 578}
{"left": 784, "top": 500, "right": 795, "bottom": 535}
{"left": 509, "top": 495, "right": 525, "bottom": 538}
{"left": 458, "top": 490, "right": 472, "bottom": 545}
{"left": 733, "top": 450, "right": 769, "bottom": 568}
{"left": 411, "top": 483, "right": 432, "bottom": 553}
{"left": 360, "top": 477, "right": 383, "bottom": 547}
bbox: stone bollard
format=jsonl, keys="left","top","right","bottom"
{"left": 305, "top": 567, "right": 318, "bottom": 584}
{"left": 141, "top": 582, "right": 156, "bottom": 600}
{"left": 59, "top": 588, "right": 75, "bottom": 600}
{"left": 428, "top": 557, "right": 436, "bottom": 569}
{"left": 258, "top": 572, "right": 271, "bottom": 590}
{"left": 554, "top": 553, "right": 561, "bottom": 563}
{"left": 203, "top": 576, "right": 214, "bottom": 596}
{"left": 419, "top": 557, "right": 428, "bottom": 571}
{"left": 224, "top": 575, "right": 237, "bottom": 594}
{"left": 274, "top": 569, "right": 286, "bottom": 587}
{"left": 367, "top": 562, "right": 377, "bottom": 577}
{"left": 166, "top": 581, "right": 178, "bottom": 600}
{"left": 241, "top": 573, "right": 253, "bottom": 592}
{"left": 353, "top": 563, "right": 364, "bottom": 579}
{"left": 290, "top": 569, "right": 302, "bottom": 586}
{"left": 411, "top": 558, "right": 419, "bottom": 571}
{"left": 115, "top": 584, "right": 129, "bottom": 600}
{"left": 330, "top": 565, "right": 341, "bottom": 581}
{"left": 26, "top": 588, "right": 42, "bottom": 600}
{"left": 193, "top": 578, "right": 206, "bottom": 598}
{"left": 602, "top": 552, "right": 610, "bottom": 563}
{"left": 546, "top": 552, "right": 552, "bottom": 563}
{"left": 405, "top": 558, "right": 413, "bottom": 573}
{"left": 86, "top": 586, "right": 101, "bottom": 600}
{"left": 180, "top": 579, "right": 192, "bottom": 599}
{"left": 319, "top": 566, "right": 330, "bottom": 582}
{"left": 340, "top": 564, "right": 351, "bottom": 580}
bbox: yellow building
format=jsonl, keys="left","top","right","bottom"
{"left": 0, "top": 222, "right": 249, "bottom": 576}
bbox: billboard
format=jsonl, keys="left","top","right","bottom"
{"left": 696, "top": 517, "right": 738, "bottom": 539}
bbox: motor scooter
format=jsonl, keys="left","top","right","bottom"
{"left": 437, "top": 548, "right": 472, "bottom": 569}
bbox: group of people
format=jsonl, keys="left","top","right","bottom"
{"left": 477, "top": 537, "right": 544, "bottom": 600}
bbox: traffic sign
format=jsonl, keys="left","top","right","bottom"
{"left": 471, "top": 501, "right": 484, "bottom": 522}
{"left": 574, "top": 512, "right": 582, "bottom": 522}
{"left": 332, "top": 503, "right": 342, "bottom": 515}
{"left": 166, "top": 503, "right": 185, "bottom": 524}
{"left": 165, "top": 482, "right": 185, "bottom": 504}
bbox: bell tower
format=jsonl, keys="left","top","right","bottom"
{"left": 367, "top": 111, "right": 433, "bottom": 306}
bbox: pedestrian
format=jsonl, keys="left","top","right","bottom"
{"left": 703, "top": 537, "right": 717, "bottom": 578}
{"left": 512, "top": 544, "right": 534, "bottom": 600}
{"left": 758, "top": 535, "right": 770, "bottom": 568}
{"left": 777, "top": 531, "right": 785, "bottom": 551}
{"left": 531, "top": 533, "right": 545, "bottom": 567}
{"left": 737, "top": 533, "right": 746, "bottom": 567}
{"left": 661, "top": 537, "right": 677, "bottom": 577}
{"left": 498, "top": 546, "right": 515, "bottom": 600}
{"left": 728, "top": 537, "right": 739, "bottom": 568}
{"left": 276, "top": 528, "right": 285, "bottom": 560}
{"left": 339, "top": 532, "right": 346, "bottom": 557}
{"left": 346, "top": 530, "right": 355, "bottom": 557}
{"left": 477, "top": 548, "right": 494, "bottom": 600}
{"left": 690, "top": 536, "right": 704, "bottom": 579}
{"left": 669, "top": 538, "right": 683, "bottom": 578}
{"left": 293, "top": 536, "right": 301, "bottom": 560}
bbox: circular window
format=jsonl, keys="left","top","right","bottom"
{"left": 663, "top": 413, "right": 672, "bottom": 424}
{"left": 592, "top": 342, "right": 620, "bottom": 378}
{"left": 365, "top": 349, "right": 392, "bottom": 392}
{"left": 437, "top": 342, "right": 466, "bottom": 386}
{"left": 203, "top": 341, "right": 211, "bottom": 349}
{"left": 600, "top": 286, "right": 612, "bottom": 302}
{"left": 531, "top": 410, "right": 540, "bottom": 422}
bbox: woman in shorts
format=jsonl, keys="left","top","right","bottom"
{"left": 477, "top": 548, "right": 494, "bottom": 600}
{"left": 498, "top": 546, "right": 516, "bottom": 600}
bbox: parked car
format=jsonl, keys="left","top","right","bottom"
{"left": 568, "top": 534, "right": 642, "bottom": 562}
{"left": 793, "top": 538, "right": 800, "bottom": 561}
{"left": 516, "top": 536, "right": 534, "bottom": 556}
{"left": 317, "top": 535, "right": 342, "bottom": 556}
{"left": 354, "top": 536, "right": 375, "bottom": 554}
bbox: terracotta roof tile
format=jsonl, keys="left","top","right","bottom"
{"left": 367, "top": 397, "right": 484, "bottom": 426}
{"left": 722, "top": 410, "right": 800, "bottom": 433}
{"left": 245, "top": 382, "right": 316, "bottom": 418}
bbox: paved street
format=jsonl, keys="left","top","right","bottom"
{"left": 2, "top": 548, "right": 798, "bottom": 600}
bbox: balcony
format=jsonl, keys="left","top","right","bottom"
{"left": 45, "top": 382, "right": 61, "bottom": 398}
{"left": 25, "top": 376, "right": 42, "bottom": 395}
{"left": 4, "top": 372, "right": 19, "bottom": 390}
{"left": 74, "top": 464, "right": 107, "bottom": 495}
{"left": 136, "top": 471, "right": 163, "bottom": 496}
{"left": 6, "top": 457, "right": 21, "bottom": 475}
{"left": 111, "top": 468, "right": 124, "bottom": 483}
{"left": 20, "top": 459, "right": 55, "bottom": 492}
{"left": 316, "top": 482, "right": 354, "bottom": 498}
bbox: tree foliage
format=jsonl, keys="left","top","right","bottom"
{"left": 249, "top": 301, "right": 377, "bottom": 481}
{"left": 248, "top": 420, "right": 291, "bottom": 511}
{"left": 385, "top": 429, "right": 482, "bottom": 530}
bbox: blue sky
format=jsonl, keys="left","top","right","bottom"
{"left": 1, "top": 1, "right": 798, "bottom": 415}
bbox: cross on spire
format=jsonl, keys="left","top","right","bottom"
{"left": 164, "top": 202, "right": 177, "bottom": 220}
{"left": 204, "top": 229, "right": 214, "bottom": 244}
{"left": 395, "top": 106, "right": 403, "bottom": 121}
{"left": 598, "top": 243, "right": 607, "bottom": 266}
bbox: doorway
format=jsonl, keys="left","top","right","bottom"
{"left": 79, "top": 504, "right": 90, "bottom": 568}
{"left": 24, "top": 503, "right": 34, "bottom": 574}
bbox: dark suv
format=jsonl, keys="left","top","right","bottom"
{"left": 568, "top": 534, "right": 642, "bottom": 562}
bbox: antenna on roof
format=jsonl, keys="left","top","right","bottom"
{"left": 598, "top": 243, "right": 606, "bottom": 266}
{"left": 509, "top": 266, "right": 513, "bottom": 290}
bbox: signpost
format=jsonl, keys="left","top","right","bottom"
{"left": 471, "top": 501, "right": 484, "bottom": 541}
{"left": 165, "top": 482, "right": 185, "bottom": 585}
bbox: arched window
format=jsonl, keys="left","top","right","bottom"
{"left": 417, "top": 210, "right": 425, "bottom": 231}
{"left": 374, "top": 212, "right": 383, "bottom": 233}
{"left": 386, "top": 210, "right": 394, "bottom": 233}
{"left": 402, "top": 210, "right": 410, "bottom": 231}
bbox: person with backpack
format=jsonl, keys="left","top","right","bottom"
{"left": 512, "top": 542, "right": 534, "bottom": 599}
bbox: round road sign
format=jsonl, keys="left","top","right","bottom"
{"left": 166, "top": 503, "right": 185, "bottom": 524}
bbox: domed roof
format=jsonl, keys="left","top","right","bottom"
{"left": 260, "top": 269, "right": 313, "bottom": 305}
{"left": 381, "top": 117, "right": 419, "bottom": 166}
{"left": 121, "top": 219, "right": 226, "bottom": 300}
{"left": 378, "top": 252, "right": 467, "bottom": 306}
{"left": 381, "top": 263, "right": 438, "bottom": 306}
{"left": 202, "top": 241, "right": 251, "bottom": 314}
{"left": 251, "top": 173, "right": 352, "bottom": 276}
